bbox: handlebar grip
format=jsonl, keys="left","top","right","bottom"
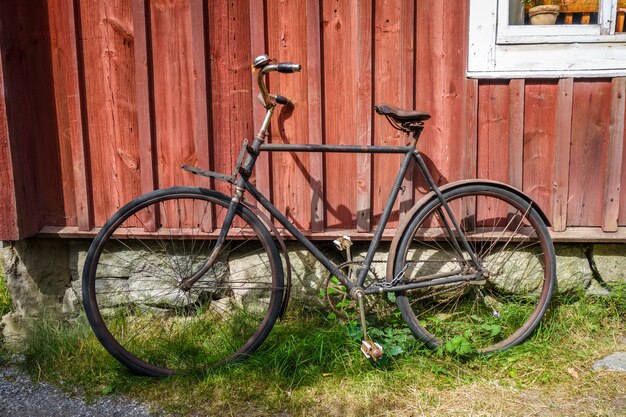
{"left": 276, "top": 62, "right": 302, "bottom": 73}
{"left": 275, "top": 95, "right": 290, "bottom": 105}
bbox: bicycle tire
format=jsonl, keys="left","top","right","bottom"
{"left": 392, "top": 183, "right": 555, "bottom": 354}
{"left": 82, "top": 186, "right": 284, "bottom": 376}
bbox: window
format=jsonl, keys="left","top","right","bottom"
{"left": 468, "top": 0, "right": 626, "bottom": 78}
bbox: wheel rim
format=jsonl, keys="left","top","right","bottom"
{"left": 396, "top": 188, "right": 554, "bottom": 353}
{"left": 84, "top": 190, "right": 282, "bottom": 375}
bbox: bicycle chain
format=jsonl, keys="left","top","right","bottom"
{"left": 333, "top": 259, "right": 468, "bottom": 302}
{"left": 405, "top": 282, "right": 467, "bottom": 303}
{"left": 326, "top": 259, "right": 467, "bottom": 313}
{"left": 373, "top": 260, "right": 470, "bottom": 303}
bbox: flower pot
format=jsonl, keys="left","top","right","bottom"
{"left": 529, "top": 5, "right": 561, "bottom": 25}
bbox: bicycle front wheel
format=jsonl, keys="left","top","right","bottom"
{"left": 82, "top": 187, "right": 284, "bottom": 376}
{"left": 392, "top": 183, "right": 555, "bottom": 354}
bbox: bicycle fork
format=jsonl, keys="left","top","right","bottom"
{"left": 178, "top": 186, "right": 245, "bottom": 291}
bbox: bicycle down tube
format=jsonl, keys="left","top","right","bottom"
{"left": 245, "top": 144, "right": 416, "bottom": 294}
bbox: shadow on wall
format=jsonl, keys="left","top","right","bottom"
{"left": 1, "top": 0, "right": 70, "bottom": 237}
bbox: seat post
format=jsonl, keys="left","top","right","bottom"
{"left": 408, "top": 124, "right": 424, "bottom": 147}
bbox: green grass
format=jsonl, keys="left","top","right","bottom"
{"left": 0, "top": 268, "right": 12, "bottom": 364}
{"left": 0, "top": 265, "right": 11, "bottom": 317}
{"left": 18, "top": 283, "right": 626, "bottom": 416}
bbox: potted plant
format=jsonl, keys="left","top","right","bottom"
{"left": 522, "top": 0, "right": 561, "bottom": 25}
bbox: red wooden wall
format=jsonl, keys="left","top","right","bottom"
{"left": 1, "top": 0, "right": 625, "bottom": 241}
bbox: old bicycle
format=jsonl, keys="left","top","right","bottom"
{"left": 82, "top": 55, "right": 556, "bottom": 376}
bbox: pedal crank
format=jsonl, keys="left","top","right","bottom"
{"left": 356, "top": 290, "right": 383, "bottom": 361}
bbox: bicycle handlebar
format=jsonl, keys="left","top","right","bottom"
{"left": 254, "top": 54, "right": 301, "bottom": 108}
{"left": 276, "top": 62, "right": 302, "bottom": 73}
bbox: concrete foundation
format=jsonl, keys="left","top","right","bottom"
{"left": 0, "top": 238, "right": 624, "bottom": 348}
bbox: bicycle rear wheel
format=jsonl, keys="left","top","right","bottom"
{"left": 392, "top": 184, "right": 555, "bottom": 354}
{"left": 82, "top": 186, "right": 284, "bottom": 376}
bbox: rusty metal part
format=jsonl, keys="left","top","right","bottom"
{"left": 361, "top": 339, "right": 383, "bottom": 361}
{"left": 323, "top": 261, "right": 379, "bottom": 320}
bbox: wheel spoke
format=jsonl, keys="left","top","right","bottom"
{"left": 395, "top": 186, "right": 555, "bottom": 354}
{"left": 83, "top": 188, "right": 284, "bottom": 376}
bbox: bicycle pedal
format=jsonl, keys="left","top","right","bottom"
{"left": 333, "top": 235, "right": 352, "bottom": 251}
{"left": 360, "top": 339, "right": 383, "bottom": 361}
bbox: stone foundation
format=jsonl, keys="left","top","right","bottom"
{"left": 0, "top": 238, "right": 624, "bottom": 348}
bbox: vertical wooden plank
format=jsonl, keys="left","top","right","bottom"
{"left": 463, "top": 78, "right": 479, "bottom": 181}
{"left": 150, "top": 1, "right": 204, "bottom": 229}
{"left": 0, "top": 0, "right": 63, "bottom": 235}
{"left": 477, "top": 80, "right": 511, "bottom": 223}
{"left": 266, "top": 0, "right": 312, "bottom": 230}
{"left": 207, "top": 1, "right": 254, "bottom": 223}
{"left": 477, "top": 81, "right": 510, "bottom": 183}
{"left": 398, "top": 0, "right": 416, "bottom": 219}
{"left": 414, "top": 1, "right": 471, "bottom": 193}
{"left": 150, "top": 1, "right": 195, "bottom": 190}
{"left": 567, "top": 80, "right": 611, "bottom": 227}
{"left": 552, "top": 78, "right": 574, "bottom": 231}
{"left": 355, "top": 1, "right": 372, "bottom": 232}
{"left": 207, "top": 1, "right": 231, "bottom": 202}
{"left": 462, "top": 78, "right": 479, "bottom": 226}
{"left": 372, "top": 0, "right": 414, "bottom": 229}
{"left": 603, "top": 77, "right": 625, "bottom": 231}
{"left": 48, "top": 0, "right": 93, "bottom": 230}
{"left": 621, "top": 78, "right": 626, "bottom": 225}
{"left": 80, "top": 0, "right": 141, "bottom": 226}
{"left": 48, "top": 0, "right": 77, "bottom": 228}
{"left": 132, "top": 0, "right": 156, "bottom": 197}
{"left": 190, "top": 0, "right": 212, "bottom": 230}
{"left": 523, "top": 81, "right": 558, "bottom": 219}
{"left": 414, "top": 0, "right": 442, "bottom": 196}
{"left": 0, "top": 36, "right": 20, "bottom": 239}
{"left": 306, "top": 0, "right": 325, "bottom": 233}
{"left": 248, "top": 0, "right": 271, "bottom": 216}
{"left": 190, "top": 0, "right": 209, "bottom": 177}
{"left": 508, "top": 79, "right": 525, "bottom": 189}
{"left": 322, "top": 0, "right": 358, "bottom": 229}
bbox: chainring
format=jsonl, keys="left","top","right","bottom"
{"left": 323, "top": 261, "right": 394, "bottom": 320}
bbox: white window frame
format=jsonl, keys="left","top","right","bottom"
{"left": 468, "top": 0, "right": 626, "bottom": 78}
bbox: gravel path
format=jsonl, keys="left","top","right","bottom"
{"left": 0, "top": 365, "right": 156, "bottom": 417}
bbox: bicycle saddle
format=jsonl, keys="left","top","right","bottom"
{"left": 373, "top": 103, "right": 431, "bottom": 123}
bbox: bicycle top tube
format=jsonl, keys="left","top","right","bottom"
{"left": 258, "top": 143, "right": 416, "bottom": 154}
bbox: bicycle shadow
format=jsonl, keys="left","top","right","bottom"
{"left": 275, "top": 104, "right": 350, "bottom": 230}
{"left": 275, "top": 105, "right": 449, "bottom": 230}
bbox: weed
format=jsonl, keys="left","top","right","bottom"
{"left": 0, "top": 267, "right": 11, "bottom": 317}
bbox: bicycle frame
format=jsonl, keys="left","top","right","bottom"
{"left": 182, "top": 136, "right": 483, "bottom": 298}
{"left": 181, "top": 61, "right": 483, "bottom": 298}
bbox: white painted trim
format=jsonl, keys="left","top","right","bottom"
{"left": 497, "top": 33, "right": 626, "bottom": 44}
{"left": 468, "top": 1, "right": 498, "bottom": 73}
{"left": 469, "top": 0, "right": 626, "bottom": 78}
{"left": 467, "top": 68, "right": 626, "bottom": 79}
